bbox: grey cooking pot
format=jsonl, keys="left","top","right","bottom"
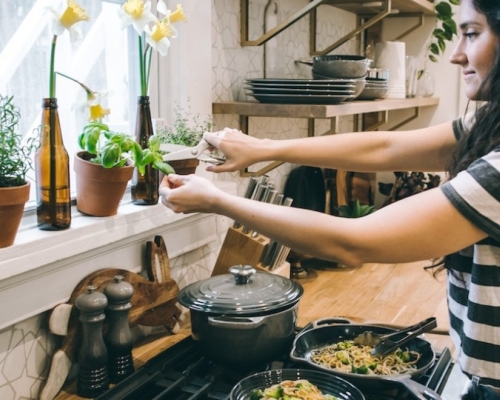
{"left": 178, "top": 265, "right": 304, "bottom": 370}
{"left": 297, "top": 55, "right": 370, "bottom": 79}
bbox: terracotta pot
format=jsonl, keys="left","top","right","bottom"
{"left": 159, "top": 158, "right": 200, "bottom": 185}
{"left": 74, "top": 152, "right": 134, "bottom": 217}
{"left": 0, "top": 182, "right": 30, "bottom": 248}
{"left": 168, "top": 158, "right": 200, "bottom": 175}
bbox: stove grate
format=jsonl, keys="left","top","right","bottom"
{"left": 96, "top": 336, "right": 452, "bottom": 400}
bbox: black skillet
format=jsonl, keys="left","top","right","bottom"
{"left": 290, "top": 318, "right": 441, "bottom": 400}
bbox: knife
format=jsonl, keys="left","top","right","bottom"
{"left": 268, "top": 197, "right": 293, "bottom": 270}
{"left": 233, "top": 176, "right": 258, "bottom": 229}
{"left": 251, "top": 187, "right": 277, "bottom": 238}
{"left": 242, "top": 177, "right": 269, "bottom": 234}
{"left": 261, "top": 193, "right": 285, "bottom": 267}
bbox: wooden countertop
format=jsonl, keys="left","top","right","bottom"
{"left": 54, "top": 260, "right": 453, "bottom": 399}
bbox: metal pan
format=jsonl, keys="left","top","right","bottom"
{"left": 290, "top": 318, "right": 441, "bottom": 400}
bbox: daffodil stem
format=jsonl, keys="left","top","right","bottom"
{"left": 145, "top": 46, "right": 153, "bottom": 95}
{"left": 56, "top": 72, "right": 93, "bottom": 95}
{"left": 139, "top": 36, "right": 146, "bottom": 96}
{"left": 49, "top": 35, "right": 57, "bottom": 98}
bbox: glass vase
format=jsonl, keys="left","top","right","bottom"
{"left": 35, "top": 98, "right": 71, "bottom": 230}
{"left": 131, "top": 96, "right": 159, "bottom": 205}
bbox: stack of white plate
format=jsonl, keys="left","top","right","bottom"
{"left": 357, "top": 77, "right": 389, "bottom": 100}
{"left": 245, "top": 78, "right": 360, "bottom": 104}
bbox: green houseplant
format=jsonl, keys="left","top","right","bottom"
{"left": 378, "top": 171, "right": 441, "bottom": 207}
{"left": 427, "top": 0, "right": 460, "bottom": 63}
{"left": 0, "top": 94, "right": 38, "bottom": 247}
{"left": 74, "top": 121, "right": 174, "bottom": 216}
{"left": 336, "top": 198, "right": 376, "bottom": 218}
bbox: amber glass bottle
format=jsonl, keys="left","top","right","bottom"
{"left": 35, "top": 98, "right": 71, "bottom": 230}
{"left": 131, "top": 96, "right": 159, "bottom": 205}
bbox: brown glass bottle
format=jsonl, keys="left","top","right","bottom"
{"left": 35, "top": 98, "right": 71, "bottom": 230}
{"left": 131, "top": 96, "right": 159, "bottom": 205}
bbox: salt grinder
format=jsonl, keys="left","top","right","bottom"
{"left": 104, "top": 275, "right": 135, "bottom": 383}
{"left": 75, "top": 285, "right": 109, "bottom": 398}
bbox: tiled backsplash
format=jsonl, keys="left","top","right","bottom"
{"left": 1, "top": 1, "right": 358, "bottom": 398}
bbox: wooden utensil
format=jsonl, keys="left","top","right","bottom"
{"left": 145, "top": 235, "right": 171, "bottom": 283}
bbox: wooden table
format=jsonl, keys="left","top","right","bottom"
{"left": 54, "top": 260, "right": 453, "bottom": 399}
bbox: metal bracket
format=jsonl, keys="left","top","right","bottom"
{"left": 309, "top": 1, "right": 391, "bottom": 56}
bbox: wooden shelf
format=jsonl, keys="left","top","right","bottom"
{"left": 213, "top": 97, "right": 439, "bottom": 119}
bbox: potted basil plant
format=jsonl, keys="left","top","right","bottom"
{"left": 74, "top": 121, "right": 174, "bottom": 217}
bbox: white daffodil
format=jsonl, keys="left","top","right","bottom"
{"left": 47, "top": 0, "right": 89, "bottom": 42}
{"left": 80, "top": 91, "right": 111, "bottom": 122}
{"left": 144, "top": 19, "right": 173, "bottom": 57}
{"left": 118, "top": 0, "right": 156, "bottom": 35}
{"left": 156, "top": 3, "right": 187, "bottom": 39}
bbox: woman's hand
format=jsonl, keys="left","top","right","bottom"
{"left": 203, "top": 128, "right": 266, "bottom": 172}
{"left": 159, "top": 173, "right": 222, "bottom": 214}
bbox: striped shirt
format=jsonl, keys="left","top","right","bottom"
{"left": 440, "top": 117, "right": 500, "bottom": 389}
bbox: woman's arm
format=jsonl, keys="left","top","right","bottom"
{"left": 205, "top": 121, "right": 458, "bottom": 173}
{"left": 160, "top": 174, "right": 487, "bottom": 267}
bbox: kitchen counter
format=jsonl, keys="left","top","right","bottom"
{"left": 54, "top": 259, "right": 454, "bottom": 399}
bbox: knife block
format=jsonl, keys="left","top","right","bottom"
{"left": 212, "top": 226, "right": 290, "bottom": 278}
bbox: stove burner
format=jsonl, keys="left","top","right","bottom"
{"left": 96, "top": 336, "right": 453, "bottom": 400}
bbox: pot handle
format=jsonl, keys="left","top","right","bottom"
{"left": 208, "top": 315, "right": 266, "bottom": 329}
{"left": 303, "top": 317, "right": 353, "bottom": 331}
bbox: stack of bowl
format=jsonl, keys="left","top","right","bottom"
{"left": 357, "top": 68, "right": 390, "bottom": 100}
{"left": 306, "top": 55, "right": 370, "bottom": 99}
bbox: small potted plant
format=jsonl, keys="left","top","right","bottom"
{"left": 74, "top": 121, "right": 174, "bottom": 217}
{"left": 0, "top": 94, "right": 38, "bottom": 248}
{"left": 155, "top": 103, "right": 213, "bottom": 175}
{"left": 336, "top": 198, "right": 376, "bottom": 218}
{"left": 378, "top": 171, "right": 441, "bottom": 207}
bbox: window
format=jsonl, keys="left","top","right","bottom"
{"left": 0, "top": 0, "right": 141, "bottom": 204}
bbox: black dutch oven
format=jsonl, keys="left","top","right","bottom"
{"left": 178, "top": 265, "right": 304, "bottom": 370}
{"left": 230, "top": 368, "right": 365, "bottom": 400}
{"left": 290, "top": 318, "right": 441, "bottom": 400}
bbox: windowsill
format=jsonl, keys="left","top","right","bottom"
{"left": 0, "top": 181, "right": 236, "bottom": 331}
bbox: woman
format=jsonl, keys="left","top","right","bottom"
{"left": 160, "top": 0, "right": 500, "bottom": 397}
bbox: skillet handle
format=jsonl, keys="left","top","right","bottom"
{"left": 385, "top": 376, "right": 441, "bottom": 400}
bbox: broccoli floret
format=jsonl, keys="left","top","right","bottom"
{"left": 352, "top": 364, "right": 369, "bottom": 374}
{"left": 250, "top": 389, "right": 264, "bottom": 400}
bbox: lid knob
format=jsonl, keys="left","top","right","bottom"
{"left": 229, "top": 265, "right": 256, "bottom": 285}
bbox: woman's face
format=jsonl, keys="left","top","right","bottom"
{"left": 450, "top": 0, "right": 499, "bottom": 100}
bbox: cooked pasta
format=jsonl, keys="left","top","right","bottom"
{"left": 309, "top": 340, "right": 421, "bottom": 375}
{"left": 250, "top": 379, "right": 338, "bottom": 400}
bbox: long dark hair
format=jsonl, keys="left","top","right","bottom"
{"left": 429, "top": 0, "right": 500, "bottom": 275}
{"left": 448, "top": 0, "right": 500, "bottom": 177}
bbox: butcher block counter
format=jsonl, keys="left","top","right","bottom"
{"left": 54, "top": 259, "right": 453, "bottom": 399}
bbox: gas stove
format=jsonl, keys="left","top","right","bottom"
{"left": 95, "top": 334, "right": 453, "bottom": 400}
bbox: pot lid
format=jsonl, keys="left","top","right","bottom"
{"left": 178, "top": 265, "right": 304, "bottom": 315}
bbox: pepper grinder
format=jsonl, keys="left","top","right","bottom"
{"left": 75, "top": 285, "right": 109, "bottom": 398}
{"left": 104, "top": 275, "right": 135, "bottom": 383}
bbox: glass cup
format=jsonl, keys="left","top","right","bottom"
{"left": 405, "top": 56, "right": 418, "bottom": 98}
